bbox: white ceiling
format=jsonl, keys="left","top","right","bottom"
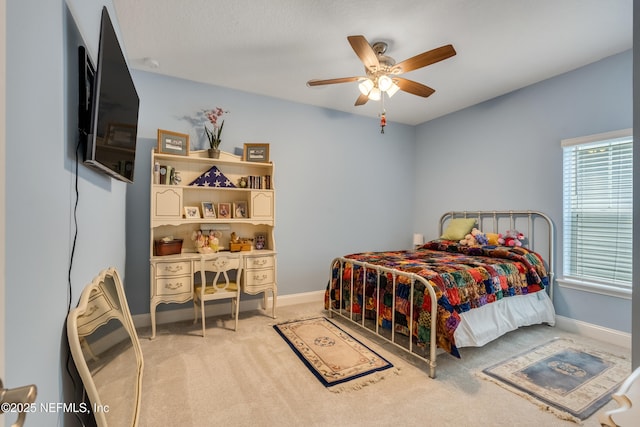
{"left": 113, "top": 0, "right": 632, "bottom": 126}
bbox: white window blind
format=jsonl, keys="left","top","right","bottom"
{"left": 561, "top": 129, "right": 633, "bottom": 289}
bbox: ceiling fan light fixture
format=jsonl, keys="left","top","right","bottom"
{"left": 386, "top": 82, "right": 400, "bottom": 97}
{"left": 378, "top": 75, "right": 393, "bottom": 92}
{"left": 368, "top": 87, "right": 381, "bottom": 101}
{"left": 358, "top": 78, "right": 374, "bottom": 95}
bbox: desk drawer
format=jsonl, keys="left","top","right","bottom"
{"left": 156, "top": 261, "right": 191, "bottom": 277}
{"left": 244, "top": 268, "right": 274, "bottom": 288}
{"left": 245, "top": 255, "right": 274, "bottom": 270}
{"left": 156, "top": 276, "right": 192, "bottom": 297}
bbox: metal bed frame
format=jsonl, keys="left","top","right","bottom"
{"left": 327, "top": 210, "right": 555, "bottom": 379}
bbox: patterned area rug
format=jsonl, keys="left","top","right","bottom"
{"left": 273, "top": 317, "right": 395, "bottom": 392}
{"left": 480, "top": 337, "right": 630, "bottom": 422}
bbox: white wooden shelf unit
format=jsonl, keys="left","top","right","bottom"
{"left": 149, "top": 149, "right": 277, "bottom": 338}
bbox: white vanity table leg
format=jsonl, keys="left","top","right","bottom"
{"left": 271, "top": 288, "right": 277, "bottom": 319}
{"left": 150, "top": 302, "right": 158, "bottom": 339}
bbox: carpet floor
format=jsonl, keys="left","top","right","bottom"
{"left": 136, "top": 301, "right": 630, "bottom": 426}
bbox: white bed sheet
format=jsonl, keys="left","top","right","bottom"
{"left": 453, "top": 291, "right": 556, "bottom": 348}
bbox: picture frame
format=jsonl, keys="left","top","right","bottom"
{"left": 201, "top": 202, "right": 216, "bottom": 218}
{"left": 233, "top": 201, "right": 248, "bottom": 218}
{"left": 217, "top": 202, "right": 231, "bottom": 219}
{"left": 184, "top": 206, "right": 200, "bottom": 219}
{"left": 243, "top": 143, "right": 270, "bottom": 163}
{"left": 158, "top": 129, "right": 190, "bottom": 156}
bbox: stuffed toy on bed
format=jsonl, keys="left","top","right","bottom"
{"left": 498, "top": 229, "right": 525, "bottom": 247}
{"left": 459, "top": 228, "right": 488, "bottom": 246}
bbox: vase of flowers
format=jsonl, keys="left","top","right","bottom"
{"left": 204, "top": 107, "right": 227, "bottom": 158}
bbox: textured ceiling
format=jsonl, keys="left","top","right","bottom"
{"left": 112, "top": 0, "right": 632, "bottom": 126}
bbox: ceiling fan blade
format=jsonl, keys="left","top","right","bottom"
{"left": 395, "top": 77, "right": 435, "bottom": 97}
{"left": 307, "top": 76, "right": 361, "bottom": 86}
{"left": 347, "top": 35, "right": 379, "bottom": 71}
{"left": 392, "top": 44, "right": 456, "bottom": 74}
{"left": 354, "top": 93, "right": 369, "bottom": 106}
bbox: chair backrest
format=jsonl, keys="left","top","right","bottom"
{"left": 199, "top": 254, "right": 242, "bottom": 292}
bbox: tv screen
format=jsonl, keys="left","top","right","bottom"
{"left": 85, "top": 7, "right": 139, "bottom": 183}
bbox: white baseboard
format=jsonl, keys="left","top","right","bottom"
{"left": 132, "top": 290, "right": 325, "bottom": 329}
{"left": 555, "top": 315, "right": 631, "bottom": 350}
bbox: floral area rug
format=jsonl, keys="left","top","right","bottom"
{"left": 480, "top": 337, "right": 630, "bottom": 422}
{"left": 273, "top": 317, "right": 395, "bottom": 392}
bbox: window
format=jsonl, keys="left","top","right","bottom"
{"left": 561, "top": 129, "right": 632, "bottom": 292}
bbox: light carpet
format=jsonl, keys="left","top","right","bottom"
{"left": 137, "top": 301, "right": 630, "bottom": 426}
{"left": 480, "top": 337, "right": 631, "bottom": 423}
{"left": 273, "top": 317, "right": 395, "bottom": 391}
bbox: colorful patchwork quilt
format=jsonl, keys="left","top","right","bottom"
{"left": 325, "top": 240, "right": 550, "bottom": 358}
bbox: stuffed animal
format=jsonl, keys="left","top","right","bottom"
{"left": 473, "top": 228, "right": 488, "bottom": 245}
{"left": 459, "top": 233, "right": 476, "bottom": 246}
{"left": 485, "top": 232, "right": 502, "bottom": 246}
{"left": 498, "top": 230, "right": 525, "bottom": 247}
{"left": 460, "top": 228, "right": 488, "bottom": 246}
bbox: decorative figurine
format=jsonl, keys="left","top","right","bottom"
{"left": 208, "top": 230, "right": 220, "bottom": 252}
{"left": 255, "top": 234, "right": 266, "bottom": 250}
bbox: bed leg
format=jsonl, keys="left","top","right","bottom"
{"left": 429, "top": 361, "right": 437, "bottom": 379}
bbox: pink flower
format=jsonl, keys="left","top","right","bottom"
{"left": 202, "top": 107, "right": 228, "bottom": 149}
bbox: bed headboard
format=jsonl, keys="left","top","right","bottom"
{"left": 439, "top": 210, "right": 555, "bottom": 298}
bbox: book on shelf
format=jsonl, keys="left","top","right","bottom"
{"left": 247, "top": 175, "right": 271, "bottom": 190}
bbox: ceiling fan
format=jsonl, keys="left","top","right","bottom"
{"left": 307, "top": 35, "right": 456, "bottom": 106}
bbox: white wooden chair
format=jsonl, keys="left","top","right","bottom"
{"left": 599, "top": 366, "right": 640, "bottom": 426}
{"left": 193, "top": 254, "right": 242, "bottom": 336}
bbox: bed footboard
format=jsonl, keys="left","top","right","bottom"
{"left": 328, "top": 257, "right": 439, "bottom": 378}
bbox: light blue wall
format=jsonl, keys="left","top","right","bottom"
{"left": 124, "top": 71, "right": 417, "bottom": 315}
{"left": 414, "top": 50, "right": 633, "bottom": 333}
{"left": 5, "top": 0, "right": 128, "bottom": 424}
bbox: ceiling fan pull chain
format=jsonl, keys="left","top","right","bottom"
{"left": 380, "top": 96, "right": 386, "bottom": 134}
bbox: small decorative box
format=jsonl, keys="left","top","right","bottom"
{"left": 154, "top": 239, "right": 183, "bottom": 256}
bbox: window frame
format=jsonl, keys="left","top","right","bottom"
{"left": 559, "top": 128, "right": 633, "bottom": 299}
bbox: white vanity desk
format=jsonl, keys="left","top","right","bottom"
{"left": 149, "top": 249, "right": 277, "bottom": 339}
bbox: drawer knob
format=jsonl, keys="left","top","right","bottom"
{"left": 165, "top": 282, "right": 183, "bottom": 290}
{"left": 252, "top": 259, "right": 268, "bottom": 266}
{"left": 252, "top": 274, "right": 268, "bottom": 282}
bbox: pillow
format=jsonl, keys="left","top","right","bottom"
{"left": 440, "top": 218, "right": 476, "bottom": 241}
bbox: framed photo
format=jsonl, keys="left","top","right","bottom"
{"left": 184, "top": 206, "right": 200, "bottom": 219}
{"left": 158, "top": 129, "right": 190, "bottom": 156}
{"left": 217, "top": 202, "right": 231, "bottom": 219}
{"left": 243, "top": 143, "right": 270, "bottom": 163}
{"left": 201, "top": 202, "right": 216, "bottom": 218}
{"left": 233, "top": 201, "right": 248, "bottom": 218}
{"left": 106, "top": 123, "right": 136, "bottom": 148}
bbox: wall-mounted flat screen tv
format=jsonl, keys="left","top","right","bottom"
{"left": 84, "top": 6, "right": 139, "bottom": 183}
